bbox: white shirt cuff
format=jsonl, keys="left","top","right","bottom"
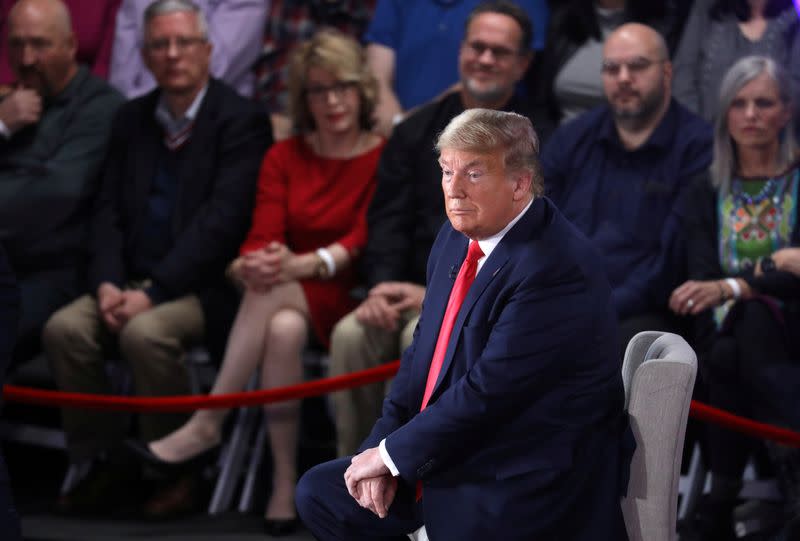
{"left": 0, "top": 119, "right": 10, "bottom": 139}
{"left": 379, "top": 438, "right": 400, "bottom": 477}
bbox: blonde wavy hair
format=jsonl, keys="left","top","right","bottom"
{"left": 287, "top": 29, "right": 377, "bottom": 133}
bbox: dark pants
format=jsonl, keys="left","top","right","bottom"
{"left": 296, "top": 457, "right": 423, "bottom": 541}
{"left": 703, "top": 300, "right": 798, "bottom": 478}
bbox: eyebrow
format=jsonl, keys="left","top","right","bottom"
{"left": 438, "top": 158, "right": 486, "bottom": 169}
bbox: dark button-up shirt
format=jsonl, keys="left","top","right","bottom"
{"left": 541, "top": 98, "right": 712, "bottom": 318}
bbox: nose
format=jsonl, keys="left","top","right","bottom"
{"left": 444, "top": 173, "right": 466, "bottom": 198}
{"left": 617, "top": 64, "right": 632, "bottom": 83}
{"left": 325, "top": 89, "right": 341, "bottom": 105}
{"left": 20, "top": 44, "right": 37, "bottom": 67}
{"left": 166, "top": 40, "right": 181, "bottom": 59}
{"left": 477, "top": 48, "right": 496, "bottom": 64}
{"left": 744, "top": 101, "right": 758, "bottom": 118}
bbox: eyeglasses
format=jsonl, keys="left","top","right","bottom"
{"left": 144, "top": 36, "right": 207, "bottom": 54}
{"left": 601, "top": 57, "right": 664, "bottom": 77}
{"left": 305, "top": 81, "right": 358, "bottom": 101}
{"left": 462, "top": 40, "right": 521, "bottom": 62}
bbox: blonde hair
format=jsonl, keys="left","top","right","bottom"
{"left": 287, "top": 29, "right": 377, "bottom": 133}
{"left": 436, "top": 108, "right": 543, "bottom": 196}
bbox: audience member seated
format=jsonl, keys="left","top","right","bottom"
{"left": 365, "top": 0, "right": 548, "bottom": 136}
{"left": 528, "top": 0, "right": 683, "bottom": 130}
{"left": 0, "top": 0, "right": 123, "bottom": 363}
{"left": 330, "top": 0, "right": 540, "bottom": 458}
{"left": 668, "top": 55, "right": 800, "bottom": 541}
{"left": 109, "top": 0, "right": 268, "bottom": 99}
{"left": 254, "top": 0, "right": 377, "bottom": 141}
{"left": 0, "top": 0, "right": 121, "bottom": 87}
{"left": 0, "top": 243, "right": 21, "bottom": 540}
{"left": 129, "top": 29, "right": 383, "bottom": 536}
{"left": 541, "top": 23, "right": 713, "bottom": 354}
{"left": 673, "top": 0, "right": 800, "bottom": 122}
{"left": 42, "top": 0, "right": 270, "bottom": 517}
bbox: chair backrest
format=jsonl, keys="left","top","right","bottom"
{"left": 620, "top": 331, "right": 697, "bottom": 541}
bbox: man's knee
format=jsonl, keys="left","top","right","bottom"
{"left": 297, "top": 458, "right": 353, "bottom": 530}
{"left": 42, "top": 297, "right": 96, "bottom": 359}
{"left": 118, "top": 312, "right": 169, "bottom": 360}
{"left": 331, "top": 312, "right": 368, "bottom": 350}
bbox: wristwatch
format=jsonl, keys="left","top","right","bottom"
{"left": 761, "top": 256, "right": 777, "bottom": 273}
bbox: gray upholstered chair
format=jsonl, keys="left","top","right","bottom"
{"left": 621, "top": 331, "right": 698, "bottom": 541}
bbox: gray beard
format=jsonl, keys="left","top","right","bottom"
{"left": 463, "top": 77, "right": 509, "bottom": 105}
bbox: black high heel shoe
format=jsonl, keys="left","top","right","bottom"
{"left": 125, "top": 439, "right": 219, "bottom": 473}
{"left": 263, "top": 516, "right": 299, "bottom": 537}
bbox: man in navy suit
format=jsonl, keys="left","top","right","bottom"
{"left": 296, "top": 108, "right": 630, "bottom": 540}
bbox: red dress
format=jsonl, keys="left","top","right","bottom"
{"left": 239, "top": 135, "right": 384, "bottom": 346}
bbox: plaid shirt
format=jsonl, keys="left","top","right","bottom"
{"left": 254, "top": 0, "right": 376, "bottom": 112}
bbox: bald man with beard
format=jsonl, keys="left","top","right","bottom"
{"left": 0, "top": 0, "right": 123, "bottom": 363}
{"left": 541, "top": 23, "right": 713, "bottom": 354}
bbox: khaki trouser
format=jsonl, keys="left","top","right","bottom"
{"left": 43, "top": 294, "right": 204, "bottom": 461}
{"left": 329, "top": 309, "right": 419, "bottom": 457}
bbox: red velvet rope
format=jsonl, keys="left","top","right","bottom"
{"left": 3, "top": 360, "right": 800, "bottom": 448}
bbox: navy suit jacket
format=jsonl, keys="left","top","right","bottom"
{"left": 362, "top": 197, "right": 629, "bottom": 541}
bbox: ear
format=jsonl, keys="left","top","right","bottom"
{"left": 512, "top": 170, "right": 533, "bottom": 199}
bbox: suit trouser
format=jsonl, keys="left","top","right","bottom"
{"left": 296, "top": 456, "right": 423, "bottom": 541}
{"left": 43, "top": 294, "right": 204, "bottom": 461}
{"left": 329, "top": 310, "right": 419, "bottom": 456}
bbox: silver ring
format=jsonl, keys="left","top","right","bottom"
{"left": 686, "top": 299, "right": 695, "bottom": 308}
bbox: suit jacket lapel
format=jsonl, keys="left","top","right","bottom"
{"left": 428, "top": 198, "right": 549, "bottom": 400}
{"left": 411, "top": 235, "right": 467, "bottom": 408}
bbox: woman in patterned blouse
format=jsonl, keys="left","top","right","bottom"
{"left": 669, "top": 55, "right": 800, "bottom": 540}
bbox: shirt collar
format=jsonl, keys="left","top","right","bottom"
{"left": 475, "top": 197, "right": 534, "bottom": 270}
{"left": 598, "top": 98, "right": 679, "bottom": 151}
{"left": 155, "top": 83, "right": 209, "bottom": 134}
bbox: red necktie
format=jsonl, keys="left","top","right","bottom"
{"left": 416, "top": 240, "right": 484, "bottom": 500}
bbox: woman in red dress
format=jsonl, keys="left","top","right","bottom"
{"left": 137, "top": 30, "right": 384, "bottom": 535}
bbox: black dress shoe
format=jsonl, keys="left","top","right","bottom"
{"left": 263, "top": 517, "right": 299, "bottom": 537}
{"left": 125, "top": 439, "right": 218, "bottom": 473}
